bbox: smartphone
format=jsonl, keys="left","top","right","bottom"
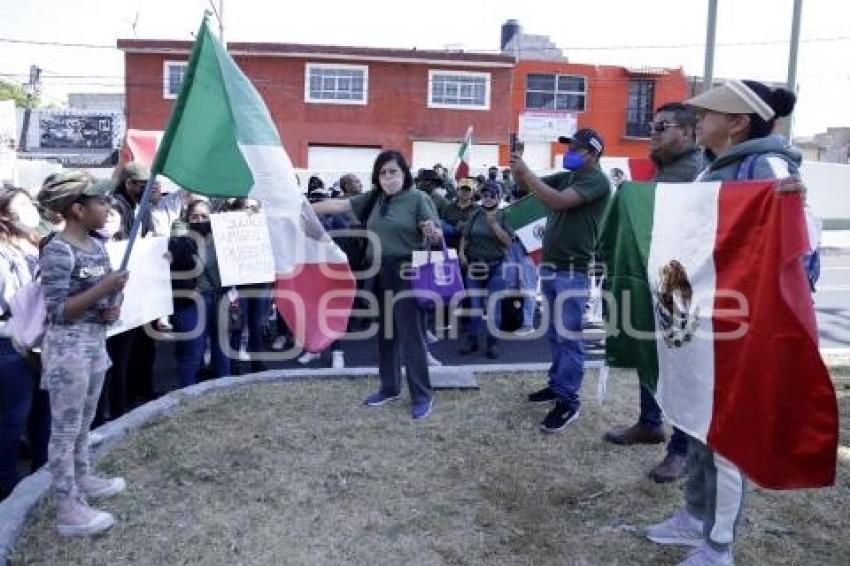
{"left": 509, "top": 133, "right": 518, "bottom": 154}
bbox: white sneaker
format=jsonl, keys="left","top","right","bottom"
{"left": 646, "top": 509, "right": 704, "bottom": 547}
{"left": 78, "top": 474, "right": 126, "bottom": 499}
{"left": 426, "top": 352, "right": 442, "bottom": 367}
{"left": 56, "top": 497, "right": 115, "bottom": 537}
{"left": 513, "top": 326, "right": 535, "bottom": 337}
{"left": 88, "top": 431, "right": 105, "bottom": 447}
{"left": 426, "top": 330, "right": 439, "bottom": 344}
{"left": 332, "top": 350, "right": 345, "bottom": 369}
{"left": 677, "top": 543, "right": 734, "bottom": 566}
{"left": 271, "top": 336, "right": 287, "bottom": 351}
{"left": 297, "top": 352, "right": 321, "bottom": 365}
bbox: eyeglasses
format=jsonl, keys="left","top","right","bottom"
{"left": 648, "top": 122, "right": 683, "bottom": 133}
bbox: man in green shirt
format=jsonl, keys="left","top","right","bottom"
{"left": 510, "top": 128, "right": 611, "bottom": 433}
{"left": 416, "top": 169, "right": 449, "bottom": 216}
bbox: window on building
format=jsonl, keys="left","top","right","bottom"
{"left": 428, "top": 70, "right": 490, "bottom": 110}
{"left": 163, "top": 61, "right": 188, "bottom": 99}
{"left": 525, "top": 73, "right": 586, "bottom": 111}
{"left": 305, "top": 64, "right": 368, "bottom": 105}
{"left": 626, "top": 79, "right": 655, "bottom": 137}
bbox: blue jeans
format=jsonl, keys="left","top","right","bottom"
{"left": 541, "top": 267, "right": 589, "bottom": 410}
{"left": 466, "top": 260, "right": 506, "bottom": 344}
{"left": 173, "top": 291, "right": 231, "bottom": 387}
{"left": 639, "top": 385, "right": 689, "bottom": 456}
{"left": 0, "top": 337, "right": 49, "bottom": 493}
{"left": 229, "top": 286, "right": 271, "bottom": 355}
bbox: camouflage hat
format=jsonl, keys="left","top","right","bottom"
{"left": 123, "top": 161, "right": 150, "bottom": 182}
{"left": 37, "top": 170, "right": 103, "bottom": 213}
{"left": 457, "top": 178, "right": 476, "bottom": 191}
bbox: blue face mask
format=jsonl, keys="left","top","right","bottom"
{"left": 562, "top": 149, "right": 586, "bottom": 171}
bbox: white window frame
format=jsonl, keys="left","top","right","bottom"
{"left": 163, "top": 61, "right": 188, "bottom": 100}
{"left": 304, "top": 63, "right": 369, "bottom": 106}
{"left": 525, "top": 73, "right": 587, "bottom": 112}
{"left": 428, "top": 69, "right": 491, "bottom": 111}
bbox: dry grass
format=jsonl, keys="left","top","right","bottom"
{"left": 10, "top": 371, "right": 850, "bottom": 566}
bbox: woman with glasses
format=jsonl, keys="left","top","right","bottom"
{"left": 312, "top": 150, "right": 442, "bottom": 420}
{"left": 458, "top": 181, "right": 513, "bottom": 359}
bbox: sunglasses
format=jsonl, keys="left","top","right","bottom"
{"left": 648, "top": 122, "right": 683, "bottom": 133}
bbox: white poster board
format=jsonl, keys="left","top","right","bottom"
{"left": 210, "top": 210, "right": 276, "bottom": 287}
{"left": 106, "top": 237, "right": 173, "bottom": 337}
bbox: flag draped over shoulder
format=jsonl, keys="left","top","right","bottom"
{"left": 600, "top": 180, "right": 838, "bottom": 489}
{"left": 151, "top": 18, "right": 354, "bottom": 352}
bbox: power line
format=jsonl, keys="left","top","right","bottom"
{"left": 0, "top": 34, "right": 849, "bottom": 53}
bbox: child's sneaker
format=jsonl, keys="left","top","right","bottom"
{"left": 56, "top": 497, "right": 115, "bottom": 537}
{"left": 78, "top": 474, "right": 126, "bottom": 499}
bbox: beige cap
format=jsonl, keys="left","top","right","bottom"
{"left": 685, "top": 80, "right": 775, "bottom": 121}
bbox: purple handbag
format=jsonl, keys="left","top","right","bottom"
{"left": 411, "top": 239, "right": 465, "bottom": 307}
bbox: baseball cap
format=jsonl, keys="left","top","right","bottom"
{"left": 123, "top": 161, "right": 150, "bottom": 182}
{"left": 558, "top": 128, "right": 605, "bottom": 155}
{"left": 457, "top": 178, "right": 475, "bottom": 191}
{"left": 37, "top": 170, "right": 107, "bottom": 213}
{"left": 684, "top": 79, "right": 775, "bottom": 121}
{"left": 480, "top": 181, "right": 501, "bottom": 196}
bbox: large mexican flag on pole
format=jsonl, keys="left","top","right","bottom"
{"left": 151, "top": 17, "right": 354, "bottom": 352}
{"left": 600, "top": 180, "right": 838, "bottom": 489}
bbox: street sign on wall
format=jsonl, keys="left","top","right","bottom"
{"left": 518, "top": 110, "right": 577, "bottom": 142}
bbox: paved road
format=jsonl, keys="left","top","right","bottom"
{"left": 816, "top": 251, "right": 850, "bottom": 350}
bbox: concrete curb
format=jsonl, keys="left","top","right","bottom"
{"left": 1, "top": 353, "right": 846, "bottom": 563}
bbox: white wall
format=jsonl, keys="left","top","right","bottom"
{"left": 800, "top": 161, "right": 850, "bottom": 223}
{"left": 411, "top": 141, "right": 499, "bottom": 171}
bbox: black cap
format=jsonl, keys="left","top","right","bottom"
{"left": 418, "top": 169, "right": 440, "bottom": 183}
{"left": 558, "top": 128, "right": 604, "bottom": 154}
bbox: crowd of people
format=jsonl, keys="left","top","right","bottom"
{"left": 0, "top": 78, "right": 815, "bottom": 565}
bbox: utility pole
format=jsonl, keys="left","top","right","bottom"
{"left": 703, "top": 0, "right": 718, "bottom": 91}
{"left": 18, "top": 65, "right": 41, "bottom": 153}
{"left": 783, "top": 0, "right": 803, "bottom": 139}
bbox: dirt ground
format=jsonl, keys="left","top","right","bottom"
{"left": 11, "top": 370, "right": 850, "bottom": 565}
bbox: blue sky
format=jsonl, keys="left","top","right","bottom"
{"left": 1, "top": 0, "right": 848, "bottom": 136}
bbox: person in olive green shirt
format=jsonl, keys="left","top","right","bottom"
{"left": 440, "top": 178, "right": 478, "bottom": 249}
{"left": 312, "top": 150, "right": 442, "bottom": 420}
{"left": 510, "top": 128, "right": 611, "bottom": 433}
{"left": 417, "top": 168, "right": 449, "bottom": 216}
{"left": 458, "top": 181, "right": 514, "bottom": 359}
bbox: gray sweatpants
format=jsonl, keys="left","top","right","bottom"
{"left": 685, "top": 437, "right": 746, "bottom": 552}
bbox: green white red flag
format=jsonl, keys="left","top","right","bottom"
{"left": 600, "top": 180, "right": 838, "bottom": 489}
{"left": 149, "top": 17, "right": 354, "bottom": 352}
{"left": 454, "top": 126, "right": 473, "bottom": 181}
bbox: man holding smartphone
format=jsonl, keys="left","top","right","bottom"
{"left": 510, "top": 128, "right": 611, "bottom": 432}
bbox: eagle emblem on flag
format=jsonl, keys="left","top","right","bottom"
{"left": 654, "top": 260, "right": 699, "bottom": 348}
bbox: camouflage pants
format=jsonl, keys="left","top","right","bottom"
{"left": 41, "top": 324, "right": 111, "bottom": 499}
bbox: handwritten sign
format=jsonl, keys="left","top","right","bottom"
{"left": 210, "top": 210, "right": 276, "bottom": 287}
{"left": 106, "top": 237, "right": 173, "bottom": 337}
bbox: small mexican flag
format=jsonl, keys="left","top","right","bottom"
{"left": 503, "top": 193, "right": 548, "bottom": 263}
{"left": 454, "top": 126, "right": 473, "bottom": 181}
{"left": 600, "top": 180, "right": 838, "bottom": 489}
{"left": 150, "top": 17, "right": 354, "bottom": 352}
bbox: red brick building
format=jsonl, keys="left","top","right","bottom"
{"left": 118, "top": 39, "right": 514, "bottom": 172}
{"left": 118, "top": 38, "right": 687, "bottom": 173}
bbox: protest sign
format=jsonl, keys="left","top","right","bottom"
{"left": 106, "top": 237, "right": 173, "bottom": 337}
{"left": 210, "top": 210, "right": 276, "bottom": 287}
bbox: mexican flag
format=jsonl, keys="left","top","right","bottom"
{"left": 149, "top": 17, "right": 354, "bottom": 352}
{"left": 599, "top": 156, "right": 656, "bottom": 182}
{"left": 504, "top": 193, "right": 548, "bottom": 263}
{"left": 454, "top": 126, "right": 473, "bottom": 181}
{"left": 600, "top": 180, "right": 838, "bottom": 489}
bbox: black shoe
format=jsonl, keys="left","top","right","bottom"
{"left": 458, "top": 338, "right": 479, "bottom": 356}
{"left": 527, "top": 386, "right": 558, "bottom": 403}
{"left": 485, "top": 343, "right": 498, "bottom": 359}
{"left": 540, "top": 402, "right": 580, "bottom": 433}
{"left": 250, "top": 360, "right": 268, "bottom": 373}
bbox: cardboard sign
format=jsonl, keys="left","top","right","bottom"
{"left": 210, "top": 210, "right": 276, "bottom": 287}
{"left": 106, "top": 237, "right": 173, "bottom": 337}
